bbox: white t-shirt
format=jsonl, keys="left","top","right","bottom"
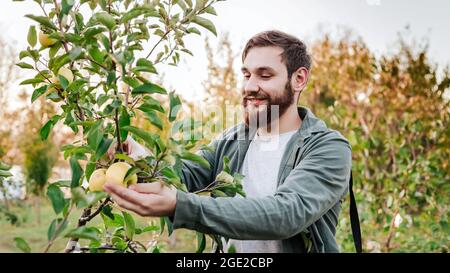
{"left": 227, "top": 129, "right": 297, "bottom": 253}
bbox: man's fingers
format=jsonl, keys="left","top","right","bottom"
{"left": 104, "top": 183, "right": 147, "bottom": 204}
{"left": 129, "top": 182, "right": 164, "bottom": 193}
{"left": 108, "top": 191, "right": 146, "bottom": 216}
{"left": 104, "top": 183, "right": 151, "bottom": 215}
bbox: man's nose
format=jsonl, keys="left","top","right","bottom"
{"left": 243, "top": 76, "right": 260, "bottom": 93}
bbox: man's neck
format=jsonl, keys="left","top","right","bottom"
{"left": 257, "top": 104, "right": 302, "bottom": 137}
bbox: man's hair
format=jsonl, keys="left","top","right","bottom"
{"left": 242, "top": 30, "right": 312, "bottom": 78}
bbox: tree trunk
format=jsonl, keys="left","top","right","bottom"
{"left": 1, "top": 187, "right": 9, "bottom": 211}
{"left": 35, "top": 194, "right": 41, "bottom": 225}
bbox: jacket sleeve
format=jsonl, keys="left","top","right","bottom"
{"left": 172, "top": 132, "right": 352, "bottom": 240}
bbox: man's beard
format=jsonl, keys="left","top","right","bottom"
{"left": 242, "top": 81, "right": 295, "bottom": 131}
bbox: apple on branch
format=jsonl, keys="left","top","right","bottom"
{"left": 88, "top": 162, "right": 137, "bottom": 192}
{"left": 38, "top": 31, "right": 56, "bottom": 47}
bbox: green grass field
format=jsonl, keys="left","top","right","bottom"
{"left": 0, "top": 198, "right": 212, "bottom": 253}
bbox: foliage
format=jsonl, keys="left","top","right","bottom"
{"left": 305, "top": 31, "right": 449, "bottom": 252}
{"left": 14, "top": 0, "right": 241, "bottom": 253}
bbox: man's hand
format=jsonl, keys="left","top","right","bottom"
{"left": 107, "top": 136, "right": 152, "bottom": 161}
{"left": 103, "top": 182, "right": 177, "bottom": 217}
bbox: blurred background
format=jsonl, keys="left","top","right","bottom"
{"left": 0, "top": 0, "right": 448, "bottom": 252}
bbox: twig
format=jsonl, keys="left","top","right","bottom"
{"left": 43, "top": 204, "right": 74, "bottom": 253}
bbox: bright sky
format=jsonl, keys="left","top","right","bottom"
{"left": 1, "top": 0, "right": 449, "bottom": 103}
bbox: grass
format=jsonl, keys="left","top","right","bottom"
{"left": 0, "top": 198, "right": 213, "bottom": 253}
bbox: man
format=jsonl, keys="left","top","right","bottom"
{"left": 104, "top": 30, "right": 352, "bottom": 253}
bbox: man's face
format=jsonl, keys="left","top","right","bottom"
{"left": 241, "top": 46, "right": 294, "bottom": 129}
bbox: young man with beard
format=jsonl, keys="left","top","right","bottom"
{"left": 103, "top": 30, "right": 353, "bottom": 253}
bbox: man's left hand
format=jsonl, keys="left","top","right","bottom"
{"left": 103, "top": 182, "right": 177, "bottom": 217}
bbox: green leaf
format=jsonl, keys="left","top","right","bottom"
{"left": 59, "top": 75, "right": 70, "bottom": 90}
{"left": 85, "top": 157, "right": 97, "bottom": 182}
{"left": 191, "top": 16, "right": 217, "bottom": 36}
{"left": 139, "top": 96, "right": 165, "bottom": 113}
{"left": 88, "top": 46, "right": 105, "bottom": 64}
{"left": 121, "top": 126, "right": 156, "bottom": 148}
{"left": 87, "top": 120, "right": 103, "bottom": 151}
{"left": 25, "top": 14, "right": 57, "bottom": 30}
{"left": 123, "top": 76, "right": 140, "bottom": 88}
{"left": 95, "top": 12, "right": 116, "bottom": 30}
{"left": 0, "top": 161, "right": 11, "bottom": 171}
{"left": 212, "top": 189, "right": 227, "bottom": 197}
{"left": 169, "top": 91, "right": 182, "bottom": 122}
{"left": 84, "top": 27, "right": 107, "bottom": 39}
{"left": 27, "top": 26, "right": 37, "bottom": 47}
{"left": 52, "top": 180, "right": 71, "bottom": 188}
{"left": 96, "top": 137, "right": 113, "bottom": 159}
{"left": 102, "top": 212, "right": 124, "bottom": 227}
{"left": 164, "top": 216, "right": 174, "bottom": 236}
{"left": 187, "top": 27, "right": 201, "bottom": 35}
{"left": 39, "top": 120, "right": 53, "bottom": 140}
{"left": 180, "top": 48, "right": 194, "bottom": 56}
{"left": 83, "top": 191, "right": 108, "bottom": 208}
{"left": 119, "top": 109, "right": 130, "bottom": 141}
{"left": 133, "top": 58, "right": 157, "bottom": 74}
{"left": 222, "top": 156, "right": 231, "bottom": 173}
{"left": 204, "top": 6, "right": 217, "bottom": 15}
{"left": 47, "top": 218, "right": 68, "bottom": 241}
{"left": 131, "top": 83, "right": 167, "bottom": 96}
{"left": 114, "top": 153, "right": 135, "bottom": 164}
{"left": 65, "top": 227, "right": 100, "bottom": 241}
{"left": 141, "top": 225, "right": 160, "bottom": 233}
{"left": 20, "top": 78, "right": 44, "bottom": 85}
{"left": 144, "top": 110, "right": 164, "bottom": 131}
{"left": 70, "top": 156, "right": 83, "bottom": 188}
{"left": 14, "top": 237, "right": 31, "bottom": 253}
{"left": 47, "top": 184, "right": 66, "bottom": 214}
{"left": 101, "top": 205, "right": 114, "bottom": 220}
{"left": 16, "top": 62, "right": 34, "bottom": 69}
{"left": 196, "top": 232, "right": 206, "bottom": 253}
{"left": 0, "top": 170, "right": 13, "bottom": 177}
{"left": 122, "top": 211, "right": 135, "bottom": 240}
{"left": 159, "top": 217, "right": 166, "bottom": 235}
{"left": 120, "top": 6, "right": 159, "bottom": 24}
{"left": 181, "top": 151, "right": 210, "bottom": 169}
{"left": 61, "top": 0, "right": 74, "bottom": 15}
{"left": 31, "top": 85, "right": 48, "bottom": 103}
{"left": 124, "top": 167, "right": 139, "bottom": 184}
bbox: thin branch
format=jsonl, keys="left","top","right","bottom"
{"left": 43, "top": 204, "right": 74, "bottom": 253}
{"left": 145, "top": 30, "right": 171, "bottom": 60}
{"left": 79, "top": 197, "right": 111, "bottom": 224}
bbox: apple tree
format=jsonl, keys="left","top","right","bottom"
{"left": 14, "top": 0, "right": 245, "bottom": 253}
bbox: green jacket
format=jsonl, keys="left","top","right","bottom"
{"left": 172, "top": 107, "right": 352, "bottom": 253}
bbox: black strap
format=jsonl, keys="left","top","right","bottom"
{"left": 349, "top": 171, "right": 363, "bottom": 253}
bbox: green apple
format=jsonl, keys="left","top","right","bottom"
{"left": 39, "top": 32, "right": 56, "bottom": 47}
{"left": 105, "top": 162, "right": 138, "bottom": 188}
{"left": 88, "top": 168, "right": 107, "bottom": 192}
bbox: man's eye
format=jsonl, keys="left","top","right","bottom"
{"left": 261, "top": 75, "right": 271, "bottom": 79}
{"left": 243, "top": 74, "right": 250, "bottom": 79}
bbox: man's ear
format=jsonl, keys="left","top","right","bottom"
{"left": 291, "top": 67, "right": 309, "bottom": 94}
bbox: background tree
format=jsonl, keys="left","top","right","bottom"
{"left": 304, "top": 29, "right": 450, "bottom": 252}
{"left": 19, "top": 97, "right": 58, "bottom": 225}
{"left": 0, "top": 35, "right": 19, "bottom": 162}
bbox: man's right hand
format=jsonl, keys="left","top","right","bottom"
{"left": 107, "top": 136, "right": 152, "bottom": 161}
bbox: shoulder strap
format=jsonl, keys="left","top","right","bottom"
{"left": 349, "top": 171, "right": 363, "bottom": 253}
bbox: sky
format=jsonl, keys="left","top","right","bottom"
{"left": 1, "top": 0, "right": 449, "bottom": 103}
